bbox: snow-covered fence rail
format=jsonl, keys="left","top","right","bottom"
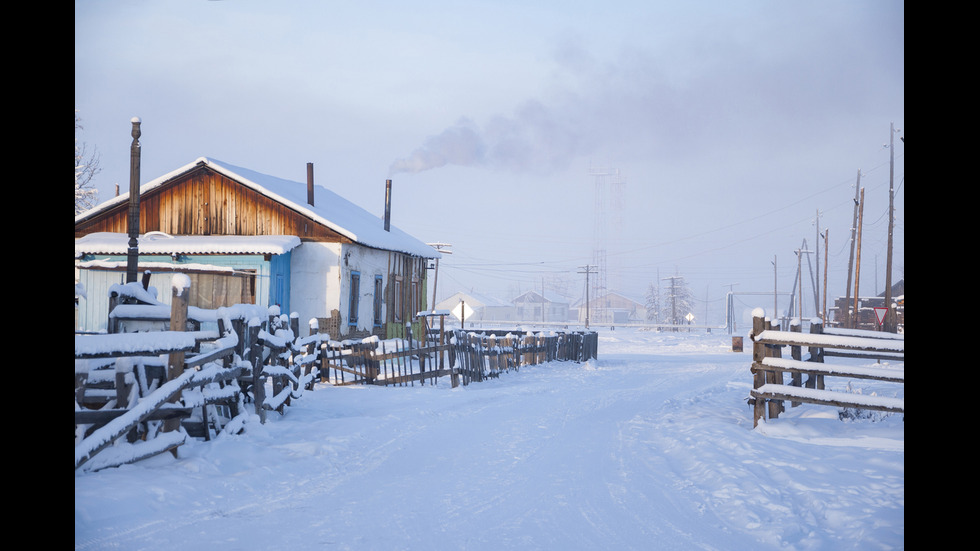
{"left": 74, "top": 326, "right": 246, "bottom": 471}
{"left": 747, "top": 311, "right": 904, "bottom": 427}
{"left": 74, "top": 277, "right": 323, "bottom": 470}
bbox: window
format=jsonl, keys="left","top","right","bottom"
{"left": 411, "top": 279, "right": 420, "bottom": 317}
{"left": 393, "top": 277, "right": 403, "bottom": 322}
{"left": 373, "top": 275, "right": 383, "bottom": 327}
{"left": 348, "top": 271, "right": 360, "bottom": 327}
{"left": 185, "top": 270, "right": 256, "bottom": 309}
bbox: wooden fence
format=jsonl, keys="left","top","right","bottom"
{"left": 75, "top": 284, "right": 599, "bottom": 471}
{"left": 748, "top": 313, "right": 904, "bottom": 427}
{"left": 452, "top": 330, "right": 598, "bottom": 385}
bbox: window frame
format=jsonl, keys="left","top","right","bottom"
{"left": 348, "top": 270, "right": 360, "bottom": 327}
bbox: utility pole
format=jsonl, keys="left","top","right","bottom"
{"left": 426, "top": 243, "right": 452, "bottom": 312}
{"left": 663, "top": 275, "right": 684, "bottom": 330}
{"left": 852, "top": 187, "right": 865, "bottom": 329}
{"left": 844, "top": 170, "right": 861, "bottom": 328}
{"left": 883, "top": 123, "right": 898, "bottom": 332}
{"left": 822, "top": 230, "right": 829, "bottom": 325}
{"left": 772, "top": 256, "right": 778, "bottom": 323}
{"left": 578, "top": 265, "right": 596, "bottom": 329}
{"left": 794, "top": 247, "right": 812, "bottom": 327}
{"left": 723, "top": 282, "right": 739, "bottom": 333}
{"left": 814, "top": 210, "right": 820, "bottom": 321}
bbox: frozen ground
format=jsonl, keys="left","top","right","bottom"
{"left": 75, "top": 329, "right": 904, "bottom": 550}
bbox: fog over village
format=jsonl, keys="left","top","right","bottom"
{"left": 76, "top": 4, "right": 904, "bottom": 549}
{"left": 76, "top": 1, "right": 904, "bottom": 329}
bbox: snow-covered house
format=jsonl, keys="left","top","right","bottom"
{"left": 511, "top": 290, "right": 570, "bottom": 323}
{"left": 572, "top": 290, "right": 646, "bottom": 324}
{"left": 435, "top": 291, "right": 514, "bottom": 323}
{"left": 75, "top": 157, "right": 440, "bottom": 339}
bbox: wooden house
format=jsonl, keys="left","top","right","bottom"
{"left": 75, "top": 157, "right": 440, "bottom": 339}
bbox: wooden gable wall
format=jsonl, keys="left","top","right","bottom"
{"left": 75, "top": 165, "right": 351, "bottom": 243}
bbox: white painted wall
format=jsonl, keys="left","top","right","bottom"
{"left": 289, "top": 242, "right": 391, "bottom": 338}
{"left": 289, "top": 242, "right": 342, "bottom": 333}
{"left": 340, "top": 244, "right": 391, "bottom": 337}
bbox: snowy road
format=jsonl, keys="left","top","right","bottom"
{"left": 75, "top": 331, "right": 904, "bottom": 550}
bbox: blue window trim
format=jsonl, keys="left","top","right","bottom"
{"left": 373, "top": 275, "right": 384, "bottom": 328}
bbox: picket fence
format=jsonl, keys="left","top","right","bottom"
{"left": 75, "top": 286, "right": 598, "bottom": 472}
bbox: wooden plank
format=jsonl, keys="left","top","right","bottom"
{"left": 75, "top": 406, "right": 191, "bottom": 425}
{"left": 374, "top": 368, "right": 454, "bottom": 386}
{"left": 75, "top": 332, "right": 198, "bottom": 359}
{"left": 754, "top": 358, "right": 904, "bottom": 383}
{"left": 752, "top": 384, "right": 904, "bottom": 413}
{"left": 76, "top": 431, "right": 186, "bottom": 473}
{"left": 753, "top": 329, "right": 904, "bottom": 355}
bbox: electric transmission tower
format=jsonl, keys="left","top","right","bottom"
{"left": 589, "top": 166, "right": 625, "bottom": 321}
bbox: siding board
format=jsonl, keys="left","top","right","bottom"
{"left": 75, "top": 166, "right": 351, "bottom": 243}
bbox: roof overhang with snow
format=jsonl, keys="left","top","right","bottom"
{"left": 75, "top": 232, "right": 302, "bottom": 258}
{"left": 74, "top": 157, "right": 441, "bottom": 259}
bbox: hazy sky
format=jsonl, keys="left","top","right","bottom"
{"left": 75, "top": 1, "right": 904, "bottom": 325}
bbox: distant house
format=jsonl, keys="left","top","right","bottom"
{"left": 435, "top": 291, "right": 513, "bottom": 322}
{"left": 572, "top": 290, "right": 646, "bottom": 324}
{"left": 75, "top": 157, "right": 440, "bottom": 339}
{"left": 511, "top": 290, "right": 570, "bottom": 323}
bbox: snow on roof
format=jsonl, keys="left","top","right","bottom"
{"left": 75, "top": 232, "right": 301, "bottom": 257}
{"left": 75, "top": 157, "right": 440, "bottom": 259}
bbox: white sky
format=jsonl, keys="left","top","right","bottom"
{"left": 75, "top": 0, "right": 904, "bottom": 324}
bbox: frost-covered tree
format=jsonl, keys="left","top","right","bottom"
{"left": 75, "top": 111, "right": 101, "bottom": 215}
{"left": 644, "top": 282, "right": 660, "bottom": 323}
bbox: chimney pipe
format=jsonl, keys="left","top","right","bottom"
{"left": 384, "top": 179, "right": 392, "bottom": 232}
{"left": 307, "top": 162, "right": 315, "bottom": 206}
{"left": 126, "top": 117, "right": 142, "bottom": 284}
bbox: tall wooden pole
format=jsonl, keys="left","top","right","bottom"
{"left": 822, "top": 230, "right": 829, "bottom": 325}
{"left": 814, "top": 210, "right": 820, "bottom": 321}
{"left": 852, "top": 187, "right": 865, "bottom": 328}
{"left": 843, "top": 170, "right": 860, "bottom": 327}
{"left": 796, "top": 248, "right": 804, "bottom": 327}
{"left": 884, "top": 123, "right": 897, "bottom": 332}
{"left": 772, "top": 256, "right": 777, "bottom": 321}
{"left": 126, "top": 117, "right": 142, "bottom": 283}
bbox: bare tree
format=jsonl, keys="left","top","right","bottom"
{"left": 75, "top": 111, "right": 101, "bottom": 215}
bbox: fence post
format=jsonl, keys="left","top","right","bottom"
{"left": 751, "top": 314, "right": 769, "bottom": 427}
{"left": 305, "top": 318, "right": 318, "bottom": 390}
{"left": 808, "top": 319, "right": 825, "bottom": 390}
{"left": 248, "top": 320, "right": 266, "bottom": 424}
{"left": 162, "top": 275, "right": 191, "bottom": 447}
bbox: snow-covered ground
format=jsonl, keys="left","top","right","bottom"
{"left": 74, "top": 329, "right": 904, "bottom": 550}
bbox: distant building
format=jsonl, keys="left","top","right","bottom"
{"left": 435, "top": 291, "right": 513, "bottom": 322}
{"left": 511, "top": 290, "right": 570, "bottom": 323}
{"left": 572, "top": 290, "right": 646, "bottom": 324}
{"left": 829, "top": 278, "right": 904, "bottom": 330}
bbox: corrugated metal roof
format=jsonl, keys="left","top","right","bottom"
{"left": 75, "top": 232, "right": 301, "bottom": 257}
